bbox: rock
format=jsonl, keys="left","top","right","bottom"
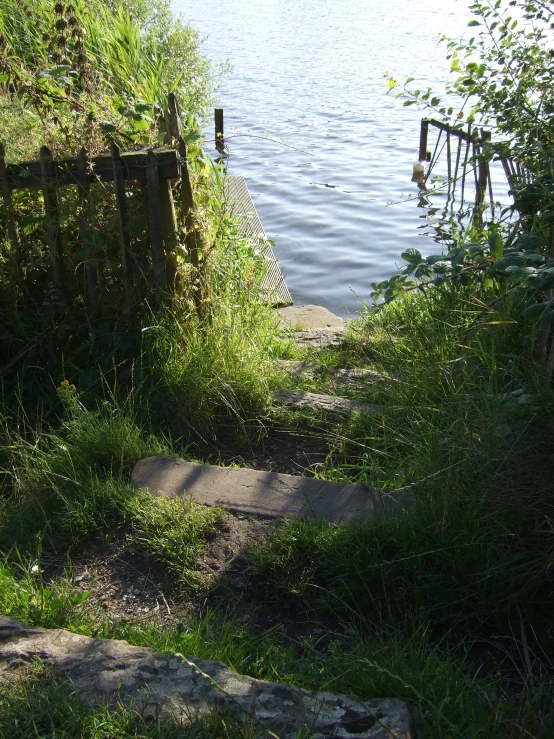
{"left": 276, "top": 389, "right": 379, "bottom": 415}
{"left": 0, "top": 616, "right": 414, "bottom": 739}
{"left": 275, "top": 359, "right": 320, "bottom": 379}
{"left": 329, "top": 367, "right": 387, "bottom": 388}
{"left": 276, "top": 361, "right": 387, "bottom": 388}
{"left": 294, "top": 327, "right": 347, "bottom": 349}
{"left": 131, "top": 457, "right": 414, "bottom": 525}
{"left": 277, "top": 304, "right": 346, "bottom": 329}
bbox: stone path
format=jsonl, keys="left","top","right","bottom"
{"left": 276, "top": 304, "right": 346, "bottom": 330}
{"left": 275, "top": 304, "right": 347, "bottom": 349}
{"left": 0, "top": 617, "right": 414, "bottom": 739}
{"left": 131, "top": 457, "right": 413, "bottom": 524}
{"left": 276, "top": 360, "right": 386, "bottom": 388}
{"left": 293, "top": 327, "right": 347, "bottom": 349}
{"left": 274, "top": 305, "right": 383, "bottom": 414}
{"left": 275, "top": 389, "right": 379, "bottom": 415}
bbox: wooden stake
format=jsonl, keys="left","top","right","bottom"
{"left": 178, "top": 136, "right": 198, "bottom": 268}
{"left": 146, "top": 149, "right": 167, "bottom": 294}
{"left": 459, "top": 124, "right": 472, "bottom": 214}
{"left": 111, "top": 142, "right": 134, "bottom": 296}
{"left": 168, "top": 92, "right": 182, "bottom": 142}
{"left": 160, "top": 178, "right": 178, "bottom": 287}
{"left": 215, "top": 108, "right": 224, "bottom": 153}
{"left": 418, "top": 119, "right": 429, "bottom": 162}
{"left": 451, "top": 136, "right": 463, "bottom": 215}
{"left": 164, "top": 108, "right": 172, "bottom": 147}
{"left": 475, "top": 131, "right": 491, "bottom": 228}
{"left": 0, "top": 142, "right": 22, "bottom": 278}
{"left": 76, "top": 148, "right": 99, "bottom": 314}
{"left": 40, "top": 146, "right": 64, "bottom": 293}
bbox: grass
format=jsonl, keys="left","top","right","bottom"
{"left": 0, "top": 0, "right": 553, "bottom": 734}
{"left": 0, "top": 661, "right": 261, "bottom": 739}
{"left": 1, "top": 269, "right": 554, "bottom": 737}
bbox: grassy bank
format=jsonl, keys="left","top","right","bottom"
{"left": 1, "top": 277, "right": 553, "bottom": 737}
{"left": 1, "top": 0, "right": 554, "bottom": 737}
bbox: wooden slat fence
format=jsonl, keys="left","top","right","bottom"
{"left": 417, "top": 117, "right": 527, "bottom": 228}
{"left": 0, "top": 93, "right": 196, "bottom": 308}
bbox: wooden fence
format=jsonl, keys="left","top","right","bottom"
{"left": 417, "top": 117, "right": 527, "bottom": 227}
{"left": 0, "top": 93, "right": 197, "bottom": 309}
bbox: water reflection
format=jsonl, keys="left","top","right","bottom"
{"left": 173, "top": 0, "right": 492, "bottom": 316}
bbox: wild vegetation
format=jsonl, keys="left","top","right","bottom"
{"left": 0, "top": 0, "right": 553, "bottom": 738}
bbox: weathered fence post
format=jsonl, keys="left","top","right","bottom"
{"left": 459, "top": 123, "right": 472, "bottom": 209}
{"left": 475, "top": 130, "right": 491, "bottom": 228}
{"left": 76, "top": 148, "right": 99, "bottom": 314}
{"left": 40, "top": 146, "right": 64, "bottom": 294}
{"left": 215, "top": 108, "right": 225, "bottom": 153}
{"left": 418, "top": 119, "right": 430, "bottom": 162}
{"left": 111, "top": 142, "right": 134, "bottom": 296}
{"left": 146, "top": 149, "right": 167, "bottom": 294}
{"left": 160, "top": 179, "right": 178, "bottom": 287}
{"left": 167, "top": 93, "right": 182, "bottom": 143}
{"left": 0, "top": 142, "right": 22, "bottom": 278}
{"left": 178, "top": 136, "right": 199, "bottom": 268}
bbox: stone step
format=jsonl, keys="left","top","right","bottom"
{"left": 0, "top": 616, "right": 414, "bottom": 739}
{"left": 131, "top": 457, "right": 413, "bottom": 525}
{"left": 274, "top": 304, "right": 348, "bottom": 349}
{"left": 293, "top": 327, "right": 347, "bottom": 349}
{"left": 276, "top": 389, "right": 379, "bottom": 415}
{"left": 276, "top": 360, "right": 386, "bottom": 387}
{"left": 276, "top": 304, "right": 346, "bottom": 329}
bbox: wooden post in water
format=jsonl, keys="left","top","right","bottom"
{"left": 418, "top": 119, "right": 430, "bottom": 162}
{"left": 146, "top": 149, "right": 167, "bottom": 294}
{"left": 459, "top": 123, "right": 472, "bottom": 212}
{"left": 76, "top": 148, "right": 99, "bottom": 314}
{"left": 111, "top": 141, "right": 134, "bottom": 295}
{"left": 40, "top": 146, "right": 64, "bottom": 294}
{"left": 215, "top": 108, "right": 224, "bottom": 153}
{"left": 475, "top": 130, "right": 491, "bottom": 228}
{"left": 0, "top": 142, "right": 22, "bottom": 278}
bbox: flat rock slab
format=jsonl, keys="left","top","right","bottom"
{"left": 276, "top": 389, "right": 379, "bottom": 416}
{"left": 294, "top": 327, "right": 347, "bottom": 349}
{"left": 276, "top": 359, "right": 320, "bottom": 379}
{"left": 330, "top": 367, "right": 387, "bottom": 387}
{"left": 277, "top": 304, "right": 346, "bottom": 329}
{"left": 276, "top": 361, "right": 386, "bottom": 388}
{"left": 131, "top": 457, "right": 413, "bottom": 524}
{"left": 0, "top": 617, "right": 413, "bottom": 739}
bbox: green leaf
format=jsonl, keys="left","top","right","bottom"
{"left": 539, "top": 310, "right": 554, "bottom": 328}
{"left": 99, "top": 121, "right": 117, "bottom": 134}
{"left": 488, "top": 232, "right": 503, "bottom": 260}
{"left": 523, "top": 302, "right": 553, "bottom": 320}
{"left": 401, "top": 248, "right": 422, "bottom": 265}
{"left": 468, "top": 20, "right": 481, "bottom": 26}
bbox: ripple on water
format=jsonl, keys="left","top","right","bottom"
{"left": 175, "top": 0, "right": 491, "bottom": 316}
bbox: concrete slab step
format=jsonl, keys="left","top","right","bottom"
{"left": 131, "top": 457, "right": 413, "bottom": 525}
{"left": 276, "top": 389, "right": 379, "bottom": 415}
{"left": 277, "top": 304, "right": 346, "bottom": 329}
{"left": 293, "top": 327, "right": 347, "bottom": 349}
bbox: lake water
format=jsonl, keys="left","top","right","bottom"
{"left": 172, "top": 0, "right": 479, "bottom": 317}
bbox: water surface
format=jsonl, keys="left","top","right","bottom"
{"left": 173, "top": 0, "right": 478, "bottom": 316}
